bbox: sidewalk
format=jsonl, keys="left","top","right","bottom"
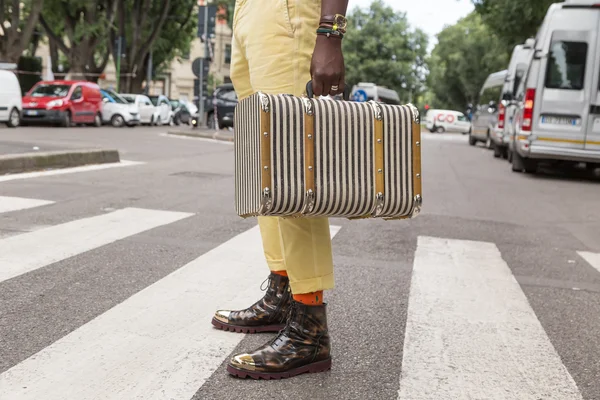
{"left": 166, "top": 127, "right": 234, "bottom": 142}
{"left": 0, "top": 148, "right": 120, "bottom": 175}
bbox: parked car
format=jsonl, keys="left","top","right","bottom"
{"left": 121, "top": 94, "right": 158, "bottom": 125}
{"left": 469, "top": 70, "right": 507, "bottom": 148}
{"left": 0, "top": 69, "right": 22, "bottom": 128}
{"left": 100, "top": 89, "right": 140, "bottom": 127}
{"left": 21, "top": 80, "right": 102, "bottom": 127}
{"left": 148, "top": 94, "right": 173, "bottom": 125}
{"left": 350, "top": 82, "right": 401, "bottom": 105}
{"left": 170, "top": 99, "right": 197, "bottom": 126}
{"left": 206, "top": 84, "right": 238, "bottom": 129}
{"left": 491, "top": 39, "right": 536, "bottom": 159}
{"left": 508, "top": 0, "right": 600, "bottom": 174}
{"left": 424, "top": 109, "right": 471, "bottom": 134}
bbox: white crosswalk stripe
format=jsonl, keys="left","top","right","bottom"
{"left": 0, "top": 196, "right": 54, "bottom": 214}
{"left": 0, "top": 225, "right": 341, "bottom": 400}
{"left": 578, "top": 251, "right": 600, "bottom": 274}
{"left": 399, "top": 237, "right": 583, "bottom": 400}
{"left": 0, "top": 207, "right": 193, "bottom": 284}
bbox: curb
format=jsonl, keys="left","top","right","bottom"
{"left": 0, "top": 149, "right": 121, "bottom": 175}
{"left": 167, "top": 129, "right": 234, "bottom": 143}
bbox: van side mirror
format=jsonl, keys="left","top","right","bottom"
{"left": 533, "top": 49, "right": 546, "bottom": 60}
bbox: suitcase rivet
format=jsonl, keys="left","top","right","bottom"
{"left": 416, "top": 141, "right": 420, "bottom": 147}
{"left": 264, "top": 166, "right": 269, "bottom": 170}
{"left": 416, "top": 174, "right": 421, "bottom": 178}
{"left": 378, "top": 169, "right": 383, "bottom": 173}
{"left": 308, "top": 134, "right": 312, "bottom": 139}
{"left": 308, "top": 166, "right": 313, "bottom": 171}
{"left": 377, "top": 139, "right": 382, "bottom": 144}
{"left": 263, "top": 132, "right": 268, "bottom": 137}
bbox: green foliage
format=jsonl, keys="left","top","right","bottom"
{"left": 472, "top": 0, "right": 555, "bottom": 49}
{"left": 427, "top": 12, "right": 509, "bottom": 110}
{"left": 0, "top": 0, "right": 45, "bottom": 63}
{"left": 343, "top": 0, "right": 428, "bottom": 103}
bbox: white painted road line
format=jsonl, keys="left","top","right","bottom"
{"left": 0, "top": 196, "right": 54, "bottom": 214}
{"left": 0, "top": 225, "right": 341, "bottom": 400}
{"left": 0, "top": 160, "right": 144, "bottom": 183}
{"left": 0, "top": 207, "right": 193, "bottom": 284}
{"left": 158, "top": 132, "right": 234, "bottom": 145}
{"left": 399, "top": 236, "right": 583, "bottom": 400}
{"left": 578, "top": 251, "right": 600, "bottom": 274}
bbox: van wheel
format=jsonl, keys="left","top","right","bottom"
{"left": 7, "top": 108, "right": 20, "bottom": 128}
{"left": 62, "top": 111, "right": 72, "bottom": 128}
{"left": 507, "top": 150, "right": 513, "bottom": 163}
{"left": 436, "top": 126, "right": 445, "bottom": 133}
{"left": 512, "top": 152, "right": 537, "bottom": 174}
{"left": 468, "top": 132, "right": 477, "bottom": 146}
{"left": 93, "top": 113, "right": 102, "bottom": 127}
{"left": 111, "top": 114, "right": 125, "bottom": 127}
{"left": 493, "top": 145, "right": 502, "bottom": 158}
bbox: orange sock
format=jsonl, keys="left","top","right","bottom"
{"left": 272, "top": 270, "right": 288, "bottom": 277}
{"left": 293, "top": 291, "right": 323, "bottom": 306}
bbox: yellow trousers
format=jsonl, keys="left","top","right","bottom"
{"left": 231, "top": 0, "right": 334, "bottom": 294}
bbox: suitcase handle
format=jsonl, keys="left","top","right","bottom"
{"left": 306, "top": 80, "right": 351, "bottom": 101}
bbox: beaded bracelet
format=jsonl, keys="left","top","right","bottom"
{"left": 316, "top": 27, "right": 344, "bottom": 39}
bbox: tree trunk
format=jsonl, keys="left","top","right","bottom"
{"left": 0, "top": 0, "right": 45, "bottom": 63}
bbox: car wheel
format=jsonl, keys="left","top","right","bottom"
{"left": 502, "top": 147, "right": 509, "bottom": 160}
{"left": 93, "top": 113, "right": 102, "bottom": 127}
{"left": 468, "top": 132, "right": 477, "bottom": 146}
{"left": 155, "top": 116, "right": 161, "bottom": 126}
{"left": 436, "top": 126, "right": 445, "bottom": 134}
{"left": 111, "top": 114, "right": 125, "bottom": 127}
{"left": 507, "top": 150, "right": 513, "bottom": 163}
{"left": 173, "top": 116, "right": 181, "bottom": 126}
{"left": 62, "top": 111, "right": 72, "bottom": 128}
{"left": 7, "top": 108, "right": 20, "bottom": 128}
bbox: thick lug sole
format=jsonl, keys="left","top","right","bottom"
{"left": 227, "top": 358, "right": 332, "bottom": 380}
{"left": 211, "top": 317, "right": 284, "bottom": 333}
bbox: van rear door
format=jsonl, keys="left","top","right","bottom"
{"left": 535, "top": 9, "right": 597, "bottom": 150}
{"left": 585, "top": 10, "right": 600, "bottom": 152}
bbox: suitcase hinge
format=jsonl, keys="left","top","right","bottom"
{"left": 301, "top": 97, "right": 314, "bottom": 116}
{"left": 260, "top": 187, "right": 272, "bottom": 214}
{"left": 411, "top": 194, "right": 422, "bottom": 218}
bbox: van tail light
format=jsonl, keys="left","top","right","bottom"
{"left": 498, "top": 103, "right": 506, "bottom": 129}
{"left": 521, "top": 88, "right": 536, "bottom": 132}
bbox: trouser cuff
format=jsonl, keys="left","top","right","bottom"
{"left": 290, "top": 273, "right": 334, "bottom": 295}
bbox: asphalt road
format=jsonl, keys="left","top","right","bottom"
{"left": 0, "top": 125, "right": 599, "bottom": 400}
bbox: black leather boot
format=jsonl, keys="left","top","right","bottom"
{"left": 227, "top": 301, "right": 331, "bottom": 379}
{"left": 212, "top": 272, "right": 291, "bottom": 333}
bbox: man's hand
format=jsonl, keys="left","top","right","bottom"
{"left": 310, "top": 35, "right": 345, "bottom": 97}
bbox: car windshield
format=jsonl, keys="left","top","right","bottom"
{"left": 148, "top": 96, "right": 159, "bottom": 106}
{"left": 121, "top": 95, "right": 136, "bottom": 104}
{"left": 102, "top": 89, "right": 128, "bottom": 104}
{"left": 30, "top": 84, "right": 71, "bottom": 97}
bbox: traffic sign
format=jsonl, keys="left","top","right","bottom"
{"left": 353, "top": 89, "right": 368, "bottom": 102}
{"left": 192, "top": 58, "right": 210, "bottom": 78}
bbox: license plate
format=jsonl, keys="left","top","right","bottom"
{"left": 26, "top": 110, "right": 38, "bottom": 116}
{"left": 541, "top": 116, "right": 581, "bottom": 126}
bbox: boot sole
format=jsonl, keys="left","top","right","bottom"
{"left": 227, "top": 358, "right": 331, "bottom": 380}
{"left": 211, "top": 317, "right": 285, "bottom": 334}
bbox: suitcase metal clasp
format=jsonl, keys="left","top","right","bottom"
{"left": 259, "top": 187, "right": 272, "bottom": 214}
{"left": 301, "top": 189, "right": 315, "bottom": 214}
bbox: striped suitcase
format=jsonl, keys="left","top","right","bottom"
{"left": 234, "top": 92, "right": 422, "bottom": 220}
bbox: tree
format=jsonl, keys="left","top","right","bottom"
{"left": 0, "top": 0, "right": 45, "bottom": 63}
{"left": 111, "top": 0, "right": 200, "bottom": 93}
{"left": 39, "top": 0, "right": 116, "bottom": 81}
{"left": 342, "top": 0, "right": 428, "bottom": 103}
{"left": 473, "top": 0, "right": 555, "bottom": 49}
{"left": 427, "top": 12, "right": 508, "bottom": 110}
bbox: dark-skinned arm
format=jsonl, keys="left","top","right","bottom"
{"left": 310, "top": 0, "right": 349, "bottom": 97}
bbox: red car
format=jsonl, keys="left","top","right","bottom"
{"left": 21, "top": 80, "right": 103, "bottom": 127}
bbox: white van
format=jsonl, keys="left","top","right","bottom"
{"left": 425, "top": 109, "right": 471, "bottom": 134}
{"left": 0, "top": 69, "right": 22, "bottom": 128}
{"left": 350, "top": 82, "right": 401, "bottom": 105}
{"left": 470, "top": 70, "right": 507, "bottom": 148}
{"left": 510, "top": 0, "right": 600, "bottom": 173}
{"left": 492, "top": 39, "right": 535, "bottom": 158}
